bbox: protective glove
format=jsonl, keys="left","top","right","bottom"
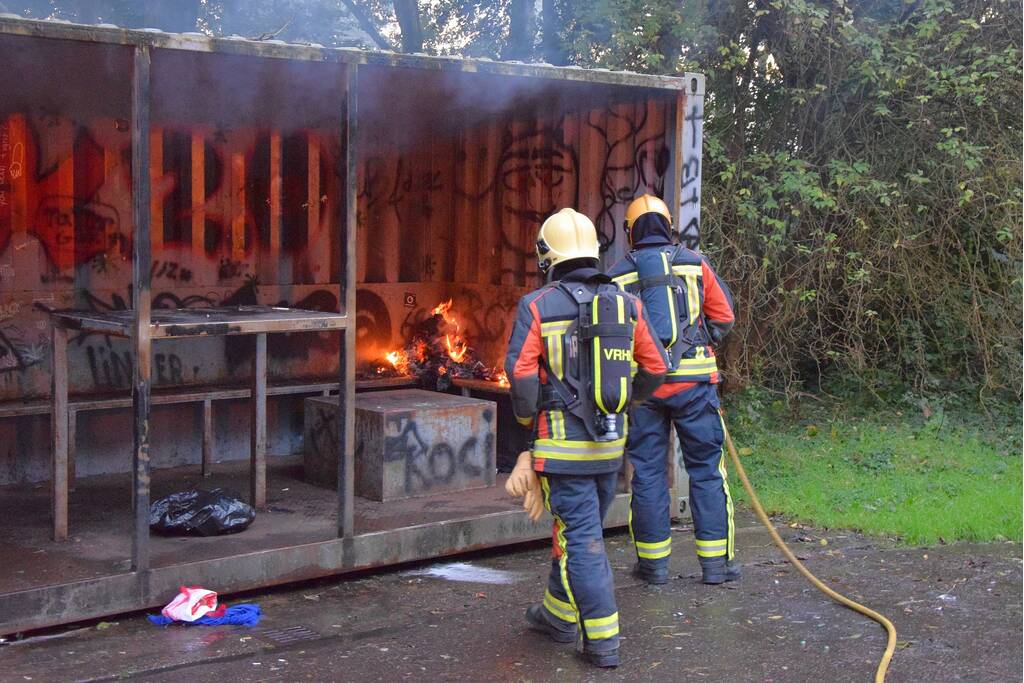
{"left": 505, "top": 451, "right": 536, "bottom": 498}
{"left": 523, "top": 485, "right": 544, "bottom": 522}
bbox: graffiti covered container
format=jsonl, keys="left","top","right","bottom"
{"left": 304, "top": 390, "right": 497, "bottom": 501}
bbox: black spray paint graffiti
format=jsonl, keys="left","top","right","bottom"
{"left": 63, "top": 291, "right": 195, "bottom": 388}
{"left": 151, "top": 259, "right": 193, "bottom": 282}
{"left": 307, "top": 404, "right": 339, "bottom": 477}
{"left": 0, "top": 326, "right": 44, "bottom": 375}
{"left": 358, "top": 155, "right": 446, "bottom": 283}
{"left": 678, "top": 101, "right": 704, "bottom": 251}
{"left": 355, "top": 288, "right": 393, "bottom": 354}
{"left": 356, "top": 108, "right": 669, "bottom": 285}
{"left": 66, "top": 279, "right": 339, "bottom": 387}
{"left": 382, "top": 410, "right": 493, "bottom": 494}
{"left": 587, "top": 105, "right": 669, "bottom": 254}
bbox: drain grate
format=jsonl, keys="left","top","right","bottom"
{"left": 258, "top": 625, "right": 321, "bottom": 645}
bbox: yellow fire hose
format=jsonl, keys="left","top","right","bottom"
{"left": 720, "top": 416, "right": 897, "bottom": 682}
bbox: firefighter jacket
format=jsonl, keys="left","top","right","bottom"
{"left": 504, "top": 265, "right": 669, "bottom": 476}
{"left": 606, "top": 214, "right": 734, "bottom": 392}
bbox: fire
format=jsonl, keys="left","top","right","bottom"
{"left": 362, "top": 298, "right": 508, "bottom": 389}
{"left": 432, "top": 298, "right": 469, "bottom": 363}
{"left": 385, "top": 349, "right": 410, "bottom": 375}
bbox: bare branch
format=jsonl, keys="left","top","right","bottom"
{"left": 340, "top": 0, "right": 395, "bottom": 51}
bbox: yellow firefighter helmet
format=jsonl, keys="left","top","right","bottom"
{"left": 625, "top": 194, "right": 673, "bottom": 229}
{"left": 536, "top": 208, "right": 600, "bottom": 273}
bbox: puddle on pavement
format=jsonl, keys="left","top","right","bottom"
{"left": 402, "top": 561, "right": 523, "bottom": 585}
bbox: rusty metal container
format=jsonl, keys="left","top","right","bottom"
{"left": 305, "top": 389, "right": 497, "bottom": 500}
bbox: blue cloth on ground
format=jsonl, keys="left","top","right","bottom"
{"left": 147, "top": 603, "right": 262, "bottom": 627}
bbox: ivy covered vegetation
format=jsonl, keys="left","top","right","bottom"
{"left": 562, "top": 0, "right": 1022, "bottom": 399}
{"left": 11, "top": 0, "right": 1022, "bottom": 401}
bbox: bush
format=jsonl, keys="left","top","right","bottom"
{"left": 561, "top": 0, "right": 1023, "bottom": 400}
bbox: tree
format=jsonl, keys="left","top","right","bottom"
{"left": 393, "top": 0, "right": 423, "bottom": 52}
{"left": 502, "top": 0, "right": 533, "bottom": 60}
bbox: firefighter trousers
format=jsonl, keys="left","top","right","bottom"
{"left": 539, "top": 472, "right": 620, "bottom": 653}
{"left": 625, "top": 382, "right": 735, "bottom": 572}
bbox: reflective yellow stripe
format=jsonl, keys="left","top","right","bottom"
{"left": 516, "top": 415, "right": 533, "bottom": 427}
{"left": 583, "top": 613, "right": 620, "bottom": 639}
{"left": 718, "top": 413, "right": 736, "bottom": 560}
{"left": 533, "top": 437, "right": 626, "bottom": 461}
{"left": 685, "top": 273, "right": 700, "bottom": 324}
{"left": 544, "top": 589, "right": 576, "bottom": 623}
{"left": 541, "top": 320, "right": 573, "bottom": 334}
{"left": 548, "top": 409, "right": 565, "bottom": 440}
{"left": 556, "top": 335, "right": 563, "bottom": 377}
{"left": 587, "top": 625, "right": 619, "bottom": 639}
{"left": 668, "top": 348, "right": 718, "bottom": 377}
{"left": 668, "top": 364, "right": 718, "bottom": 377}
{"left": 671, "top": 265, "right": 703, "bottom": 277}
{"left": 661, "top": 251, "right": 679, "bottom": 348}
{"left": 592, "top": 296, "right": 607, "bottom": 414}
{"left": 541, "top": 476, "right": 579, "bottom": 627}
{"left": 695, "top": 538, "right": 727, "bottom": 547}
{"left": 612, "top": 272, "right": 639, "bottom": 287}
{"left": 635, "top": 529, "right": 672, "bottom": 561}
{"left": 614, "top": 294, "right": 628, "bottom": 413}
{"left": 545, "top": 333, "right": 564, "bottom": 380}
{"left": 584, "top": 613, "right": 619, "bottom": 628}
{"left": 636, "top": 538, "right": 671, "bottom": 559}
{"left": 696, "top": 538, "right": 728, "bottom": 557}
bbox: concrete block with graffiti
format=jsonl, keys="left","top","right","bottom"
{"left": 304, "top": 390, "right": 496, "bottom": 501}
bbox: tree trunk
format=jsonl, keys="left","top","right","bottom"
{"left": 393, "top": 0, "right": 423, "bottom": 53}
{"left": 540, "top": 0, "right": 566, "bottom": 65}
{"left": 503, "top": 0, "right": 534, "bottom": 61}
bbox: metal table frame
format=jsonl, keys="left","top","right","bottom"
{"left": 47, "top": 306, "right": 349, "bottom": 541}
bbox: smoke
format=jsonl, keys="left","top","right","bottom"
{"left": 357, "top": 63, "right": 616, "bottom": 153}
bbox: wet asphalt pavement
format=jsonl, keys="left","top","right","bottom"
{"left": 1, "top": 512, "right": 1020, "bottom": 682}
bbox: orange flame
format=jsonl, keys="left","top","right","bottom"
{"left": 385, "top": 349, "right": 410, "bottom": 375}
{"left": 496, "top": 371, "right": 509, "bottom": 387}
{"left": 432, "top": 298, "right": 469, "bottom": 363}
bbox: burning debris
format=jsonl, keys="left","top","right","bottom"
{"left": 361, "top": 299, "right": 508, "bottom": 391}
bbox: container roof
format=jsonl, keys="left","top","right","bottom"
{"left": 0, "top": 14, "right": 703, "bottom": 95}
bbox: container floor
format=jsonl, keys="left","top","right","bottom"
{"left": 0, "top": 458, "right": 518, "bottom": 595}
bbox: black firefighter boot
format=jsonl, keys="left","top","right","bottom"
{"left": 580, "top": 647, "right": 620, "bottom": 668}
{"left": 700, "top": 557, "right": 742, "bottom": 585}
{"left": 525, "top": 604, "right": 578, "bottom": 643}
{"left": 632, "top": 562, "right": 669, "bottom": 585}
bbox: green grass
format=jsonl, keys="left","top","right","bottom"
{"left": 723, "top": 392, "right": 1022, "bottom": 546}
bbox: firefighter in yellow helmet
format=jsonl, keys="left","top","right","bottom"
{"left": 607, "top": 194, "right": 739, "bottom": 585}
{"left": 504, "top": 208, "right": 669, "bottom": 667}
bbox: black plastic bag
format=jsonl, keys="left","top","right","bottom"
{"left": 149, "top": 488, "right": 255, "bottom": 536}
